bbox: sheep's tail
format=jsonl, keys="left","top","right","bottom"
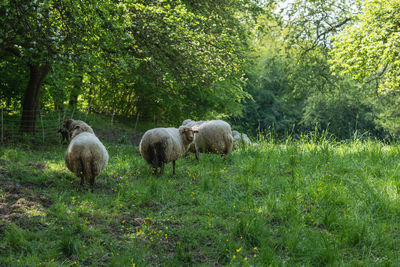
{"left": 147, "top": 139, "right": 167, "bottom": 168}
{"left": 81, "top": 151, "right": 98, "bottom": 185}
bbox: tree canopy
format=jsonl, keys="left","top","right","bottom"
{"left": 1, "top": 0, "right": 268, "bottom": 131}
{"left": 2, "top": 0, "right": 400, "bottom": 139}
{"left": 331, "top": 0, "right": 400, "bottom": 91}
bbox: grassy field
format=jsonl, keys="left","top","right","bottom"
{"left": 1, "top": 131, "right": 400, "bottom": 266}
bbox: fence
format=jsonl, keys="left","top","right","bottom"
{"left": 0, "top": 106, "right": 106, "bottom": 145}
{"left": 0, "top": 105, "right": 152, "bottom": 146}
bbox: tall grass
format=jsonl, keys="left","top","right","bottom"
{"left": 1, "top": 131, "right": 400, "bottom": 265}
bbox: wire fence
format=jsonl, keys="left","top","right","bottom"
{"left": 1, "top": 105, "right": 101, "bottom": 145}
{"left": 0, "top": 105, "right": 146, "bottom": 146}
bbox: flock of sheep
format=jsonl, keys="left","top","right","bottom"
{"left": 60, "top": 118, "right": 251, "bottom": 188}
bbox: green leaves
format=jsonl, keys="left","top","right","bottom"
{"left": 330, "top": 0, "right": 400, "bottom": 92}
{"left": 1, "top": 0, "right": 267, "bottom": 124}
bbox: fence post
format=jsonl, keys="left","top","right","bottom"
{"left": 71, "top": 106, "right": 75, "bottom": 119}
{"left": 40, "top": 111, "right": 44, "bottom": 143}
{"left": 85, "top": 103, "right": 91, "bottom": 122}
{"left": 62, "top": 108, "right": 66, "bottom": 121}
{"left": 1, "top": 104, "right": 3, "bottom": 144}
{"left": 134, "top": 111, "right": 140, "bottom": 132}
{"left": 111, "top": 103, "right": 115, "bottom": 125}
{"left": 58, "top": 110, "right": 61, "bottom": 129}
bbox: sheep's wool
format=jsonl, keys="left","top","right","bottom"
{"left": 65, "top": 132, "right": 109, "bottom": 179}
{"left": 193, "top": 120, "right": 233, "bottom": 156}
{"left": 139, "top": 127, "right": 188, "bottom": 167}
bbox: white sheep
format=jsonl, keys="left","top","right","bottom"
{"left": 63, "top": 119, "right": 94, "bottom": 136}
{"left": 182, "top": 119, "right": 204, "bottom": 127}
{"left": 189, "top": 120, "right": 233, "bottom": 160}
{"left": 181, "top": 119, "right": 205, "bottom": 154}
{"left": 65, "top": 122, "right": 109, "bottom": 188}
{"left": 139, "top": 126, "right": 197, "bottom": 175}
{"left": 232, "top": 130, "right": 252, "bottom": 149}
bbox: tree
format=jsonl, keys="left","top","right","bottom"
{"left": 331, "top": 0, "right": 400, "bottom": 90}
{"left": 330, "top": 0, "right": 400, "bottom": 135}
{"left": 281, "top": 0, "right": 357, "bottom": 53}
{"left": 231, "top": 5, "right": 380, "bottom": 139}
{"left": 1, "top": 0, "right": 271, "bottom": 130}
{"left": 0, "top": 0, "right": 127, "bottom": 132}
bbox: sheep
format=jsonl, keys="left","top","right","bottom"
{"left": 188, "top": 120, "right": 233, "bottom": 160}
{"left": 232, "top": 130, "right": 252, "bottom": 149}
{"left": 241, "top": 133, "right": 251, "bottom": 145}
{"left": 139, "top": 126, "right": 197, "bottom": 175}
{"left": 181, "top": 119, "right": 205, "bottom": 154}
{"left": 65, "top": 121, "right": 109, "bottom": 188}
{"left": 182, "top": 119, "right": 204, "bottom": 127}
{"left": 232, "top": 130, "right": 240, "bottom": 138}
{"left": 63, "top": 119, "right": 94, "bottom": 137}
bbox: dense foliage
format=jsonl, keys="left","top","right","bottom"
{"left": 331, "top": 0, "right": 400, "bottom": 135}
{"left": 1, "top": 0, "right": 400, "bottom": 138}
{"left": 1, "top": 0, "right": 265, "bottom": 131}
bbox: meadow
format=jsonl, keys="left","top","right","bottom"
{"left": 1, "top": 131, "right": 400, "bottom": 266}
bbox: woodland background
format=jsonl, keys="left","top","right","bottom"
{"left": 1, "top": 0, "right": 400, "bottom": 139}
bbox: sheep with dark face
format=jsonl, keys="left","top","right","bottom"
{"left": 139, "top": 126, "right": 197, "bottom": 175}
{"left": 65, "top": 122, "right": 109, "bottom": 188}
{"left": 63, "top": 119, "right": 94, "bottom": 137}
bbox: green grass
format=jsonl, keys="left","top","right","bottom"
{"left": 1, "top": 134, "right": 400, "bottom": 266}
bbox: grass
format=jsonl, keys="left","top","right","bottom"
{"left": 1, "top": 132, "right": 400, "bottom": 266}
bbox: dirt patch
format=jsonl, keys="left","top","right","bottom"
{"left": 0, "top": 179, "right": 52, "bottom": 223}
{"left": 95, "top": 128, "right": 143, "bottom": 145}
{"left": 0, "top": 198, "right": 45, "bottom": 222}
{"left": 120, "top": 215, "right": 154, "bottom": 227}
{"left": 27, "top": 161, "right": 47, "bottom": 169}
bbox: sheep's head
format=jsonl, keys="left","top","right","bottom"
{"left": 58, "top": 128, "right": 70, "bottom": 144}
{"left": 70, "top": 124, "right": 94, "bottom": 139}
{"left": 63, "top": 119, "right": 74, "bottom": 130}
{"left": 179, "top": 126, "right": 197, "bottom": 143}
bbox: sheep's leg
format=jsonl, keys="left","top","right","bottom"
{"left": 160, "top": 163, "right": 164, "bottom": 175}
{"left": 172, "top": 161, "right": 176, "bottom": 174}
{"left": 195, "top": 151, "right": 199, "bottom": 160}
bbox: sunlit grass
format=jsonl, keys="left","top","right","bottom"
{"left": 1, "top": 133, "right": 400, "bottom": 265}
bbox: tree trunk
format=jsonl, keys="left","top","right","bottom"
{"left": 69, "top": 75, "right": 83, "bottom": 107}
{"left": 20, "top": 63, "right": 50, "bottom": 133}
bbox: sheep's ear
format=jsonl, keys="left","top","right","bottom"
{"left": 73, "top": 125, "right": 80, "bottom": 130}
